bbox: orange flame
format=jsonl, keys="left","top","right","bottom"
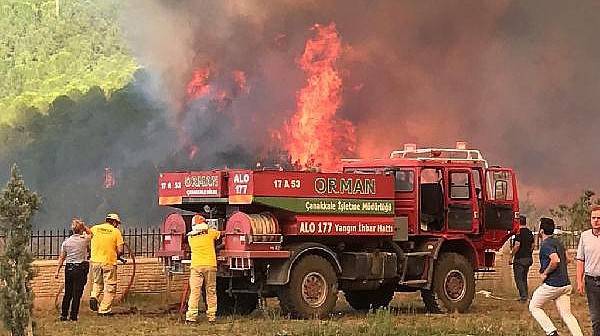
{"left": 187, "top": 67, "right": 212, "bottom": 100}
{"left": 284, "top": 23, "right": 355, "bottom": 170}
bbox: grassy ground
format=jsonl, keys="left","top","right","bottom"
{"left": 8, "top": 273, "right": 593, "bottom": 336}
{"left": 1, "top": 259, "right": 593, "bottom": 336}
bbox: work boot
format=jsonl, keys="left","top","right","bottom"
{"left": 59, "top": 316, "right": 68, "bottom": 321}
{"left": 89, "top": 297, "right": 98, "bottom": 312}
{"left": 69, "top": 316, "right": 78, "bottom": 321}
{"left": 207, "top": 316, "right": 216, "bottom": 323}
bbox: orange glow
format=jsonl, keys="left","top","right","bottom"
{"left": 233, "top": 70, "right": 249, "bottom": 95}
{"left": 187, "top": 144, "right": 199, "bottom": 160}
{"left": 187, "top": 67, "right": 212, "bottom": 100}
{"left": 284, "top": 23, "right": 355, "bottom": 170}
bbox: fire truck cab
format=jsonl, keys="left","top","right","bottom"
{"left": 157, "top": 143, "right": 519, "bottom": 318}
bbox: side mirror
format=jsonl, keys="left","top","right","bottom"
{"left": 494, "top": 180, "right": 507, "bottom": 200}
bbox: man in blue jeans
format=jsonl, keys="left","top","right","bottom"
{"left": 511, "top": 215, "right": 534, "bottom": 302}
{"left": 576, "top": 205, "right": 600, "bottom": 336}
{"left": 529, "top": 217, "right": 583, "bottom": 336}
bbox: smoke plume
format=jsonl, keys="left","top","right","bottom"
{"left": 120, "top": 0, "right": 600, "bottom": 207}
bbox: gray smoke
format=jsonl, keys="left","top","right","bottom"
{"left": 122, "top": 0, "right": 600, "bottom": 207}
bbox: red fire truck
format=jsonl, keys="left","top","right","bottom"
{"left": 157, "top": 143, "right": 519, "bottom": 318}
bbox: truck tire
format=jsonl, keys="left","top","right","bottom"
{"left": 216, "top": 278, "right": 258, "bottom": 316}
{"left": 345, "top": 286, "right": 395, "bottom": 311}
{"left": 421, "top": 252, "right": 475, "bottom": 313}
{"left": 278, "top": 255, "right": 338, "bottom": 319}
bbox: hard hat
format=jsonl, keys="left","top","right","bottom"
{"left": 192, "top": 214, "right": 206, "bottom": 225}
{"left": 106, "top": 213, "right": 121, "bottom": 223}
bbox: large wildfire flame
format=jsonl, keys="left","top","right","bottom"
{"left": 283, "top": 23, "right": 356, "bottom": 170}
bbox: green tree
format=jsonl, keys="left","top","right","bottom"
{"left": 550, "top": 190, "right": 600, "bottom": 231}
{"left": 0, "top": 165, "right": 40, "bottom": 336}
{"left": 0, "top": 0, "right": 138, "bottom": 124}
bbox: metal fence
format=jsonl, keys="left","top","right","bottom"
{"left": 528, "top": 230, "right": 581, "bottom": 251}
{"left": 0, "top": 227, "right": 162, "bottom": 260}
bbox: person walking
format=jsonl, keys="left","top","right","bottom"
{"left": 529, "top": 217, "right": 583, "bottom": 336}
{"left": 89, "top": 213, "right": 124, "bottom": 315}
{"left": 54, "top": 218, "right": 91, "bottom": 321}
{"left": 511, "top": 215, "right": 535, "bottom": 303}
{"left": 186, "top": 214, "right": 221, "bottom": 323}
{"left": 576, "top": 204, "right": 600, "bottom": 336}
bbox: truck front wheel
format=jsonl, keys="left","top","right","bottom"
{"left": 421, "top": 252, "right": 475, "bottom": 313}
{"left": 278, "top": 255, "right": 338, "bottom": 319}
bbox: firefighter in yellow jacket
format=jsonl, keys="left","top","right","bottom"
{"left": 186, "top": 214, "right": 220, "bottom": 323}
{"left": 89, "top": 213, "right": 124, "bottom": 315}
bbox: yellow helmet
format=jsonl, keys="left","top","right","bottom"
{"left": 106, "top": 213, "right": 121, "bottom": 223}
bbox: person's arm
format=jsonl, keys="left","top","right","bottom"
{"left": 83, "top": 224, "right": 93, "bottom": 238}
{"left": 116, "top": 229, "right": 125, "bottom": 258}
{"left": 509, "top": 234, "right": 521, "bottom": 265}
{"left": 541, "top": 252, "right": 560, "bottom": 281}
{"left": 213, "top": 229, "right": 224, "bottom": 250}
{"left": 576, "top": 236, "right": 585, "bottom": 294}
{"left": 511, "top": 241, "right": 521, "bottom": 257}
{"left": 55, "top": 250, "right": 66, "bottom": 279}
{"left": 577, "top": 260, "right": 586, "bottom": 295}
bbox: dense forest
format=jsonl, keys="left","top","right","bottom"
{"left": 0, "top": 0, "right": 137, "bottom": 124}
{"left": 0, "top": 1, "right": 161, "bottom": 228}
{"left": 0, "top": 1, "right": 257, "bottom": 228}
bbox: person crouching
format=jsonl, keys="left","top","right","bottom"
{"left": 186, "top": 214, "right": 221, "bottom": 323}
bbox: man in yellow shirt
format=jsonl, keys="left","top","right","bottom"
{"left": 186, "top": 214, "right": 221, "bottom": 323}
{"left": 89, "top": 213, "right": 124, "bottom": 315}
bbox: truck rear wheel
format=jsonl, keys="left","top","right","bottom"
{"left": 345, "top": 286, "right": 395, "bottom": 311}
{"left": 421, "top": 253, "right": 474, "bottom": 313}
{"left": 278, "top": 255, "right": 338, "bottom": 319}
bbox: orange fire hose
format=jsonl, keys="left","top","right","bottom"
{"left": 179, "top": 281, "right": 189, "bottom": 315}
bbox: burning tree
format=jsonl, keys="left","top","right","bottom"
{"left": 0, "top": 165, "right": 40, "bottom": 336}
{"left": 284, "top": 23, "right": 356, "bottom": 171}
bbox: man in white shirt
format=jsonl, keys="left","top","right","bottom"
{"left": 576, "top": 205, "right": 600, "bottom": 336}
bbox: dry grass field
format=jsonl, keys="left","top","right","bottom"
{"left": 2, "top": 256, "right": 593, "bottom": 336}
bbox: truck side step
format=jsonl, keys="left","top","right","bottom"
{"left": 398, "top": 279, "right": 428, "bottom": 286}
{"left": 404, "top": 252, "right": 431, "bottom": 257}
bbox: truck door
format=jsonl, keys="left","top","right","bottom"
{"left": 482, "top": 168, "right": 519, "bottom": 246}
{"left": 446, "top": 170, "right": 478, "bottom": 233}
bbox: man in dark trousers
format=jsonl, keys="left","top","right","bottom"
{"left": 54, "top": 218, "right": 92, "bottom": 321}
{"left": 576, "top": 204, "right": 600, "bottom": 336}
{"left": 511, "top": 215, "right": 534, "bottom": 302}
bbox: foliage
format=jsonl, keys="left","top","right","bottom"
{"left": 0, "top": 79, "right": 174, "bottom": 229}
{"left": 549, "top": 190, "right": 600, "bottom": 231}
{"left": 0, "top": 165, "right": 40, "bottom": 336}
{"left": 0, "top": 0, "right": 138, "bottom": 124}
